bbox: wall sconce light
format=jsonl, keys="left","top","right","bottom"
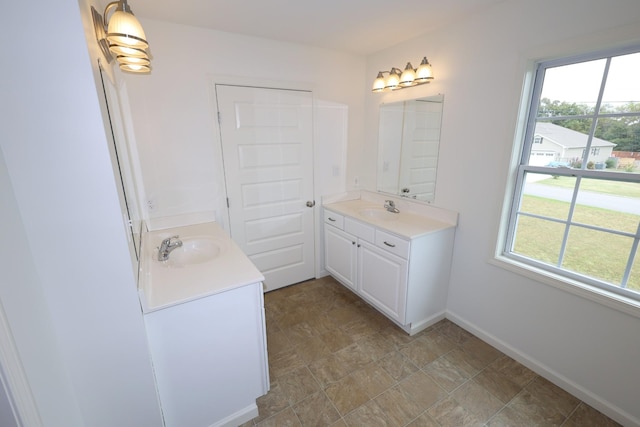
{"left": 372, "top": 57, "right": 434, "bottom": 92}
{"left": 91, "top": 1, "right": 151, "bottom": 73}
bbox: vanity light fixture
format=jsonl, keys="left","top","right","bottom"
{"left": 91, "top": 1, "right": 151, "bottom": 73}
{"left": 372, "top": 57, "right": 434, "bottom": 92}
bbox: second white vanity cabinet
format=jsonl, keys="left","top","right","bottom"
{"left": 139, "top": 222, "right": 269, "bottom": 427}
{"left": 323, "top": 197, "right": 457, "bottom": 335}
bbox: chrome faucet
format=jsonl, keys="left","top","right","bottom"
{"left": 157, "top": 235, "right": 182, "bottom": 261}
{"left": 384, "top": 200, "right": 400, "bottom": 213}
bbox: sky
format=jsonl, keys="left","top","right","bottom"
{"left": 540, "top": 51, "right": 640, "bottom": 107}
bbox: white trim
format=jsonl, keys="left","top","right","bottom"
{"left": 0, "top": 302, "right": 42, "bottom": 427}
{"left": 446, "top": 310, "right": 640, "bottom": 427}
{"left": 209, "top": 403, "right": 258, "bottom": 427}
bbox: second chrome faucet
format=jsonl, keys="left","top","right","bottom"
{"left": 158, "top": 235, "right": 183, "bottom": 261}
{"left": 384, "top": 200, "right": 400, "bottom": 213}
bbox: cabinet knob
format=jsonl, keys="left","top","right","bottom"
{"left": 306, "top": 200, "right": 316, "bottom": 207}
{"left": 352, "top": 241, "right": 356, "bottom": 245}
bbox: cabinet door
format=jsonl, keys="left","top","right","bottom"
{"left": 358, "top": 241, "right": 407, "bottom": 323}
{"left": 324, "top": 225, "right": 357, "bottom": 291}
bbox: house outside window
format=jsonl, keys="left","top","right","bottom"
{"left": 500, "top": 46, "right": 640, "bottom": 305}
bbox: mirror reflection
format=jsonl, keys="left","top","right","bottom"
{"left": 99, "top": 63, "right": 143, "bottom": 265}
{"left": 377, "top": 94, "right": 444, "bottom": 202}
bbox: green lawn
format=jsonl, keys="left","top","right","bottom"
{"left": 514, "top": 194, "right": 640, "bottom": 292}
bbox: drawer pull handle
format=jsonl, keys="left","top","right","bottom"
{"left": 383, "top": 241, "right": 396, "bottom": 248}
{"left": 328, "top": 217, "right": 336, "bottom": 222}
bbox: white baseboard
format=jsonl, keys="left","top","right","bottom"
{"left": 209, "top": 403, "right": 258, "bottom": 427}
{"left": 406, "top": 311, "right": 446, "bottom": 336}
{"left": 446, "top": 310, "right": 640, "bottom": 427}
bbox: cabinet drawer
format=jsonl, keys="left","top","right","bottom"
{"left": 375, "top": 230, "right": 410, "bottom": 259}
{"left": 344, "top": 217, "right": 375, "bottom": 242}
{"left": 324, "top": 210, "right": 344, "bottom": 229}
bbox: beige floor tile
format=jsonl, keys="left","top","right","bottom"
{"left": 307, "top": 353, "right": 352, "bottom": 387}
{"left": 355, "top": 332, "right": 396, "bottom": 361}
{"left": 460, "top": 336, "right": 502, "bottom": 369}
{"left": 488, "top": 355, "right": 537, "bottom": 388}
{"left": 342, "top": 400, "right": 393, "bottom": 426}
{"left": 254, "top": 381, "right": 290, "bottom": 423}
{"left": 374, "top": 385, "right": 426, "bottom": 426}
{"left": 351, "top": 362, "right": 397, "bottom": 399}
{"left": 266, "top": 329, "right": 294, "bottom": 357}
{"left": 473, "top": 365, "right": 524, "bottom": 404}
{"left": 564, "top": 402, "right": 622, "bottom": 427}
{"left": 524, "top": 376, "right": 580, "bottom": 418}
{"left": 486, "top": 405, "right": 534, "bottom": 426}
{"left": 278, "top": 367, "right": 321, "bottom": 405}
{"left": 253, "top": 278, "right": 618, "bottom": 427}
{"left": 378, "top": 350, "right": 419, "bottom": 381}
{"left": 320, "top": 328, "right": 354, "bottom": 353}
{"left": 377, "top": 324, "right": 418, "bottom": 347}
{"left": 424, "top": 354, "right": 475, "bottom": 392}
{"left": 291, "top": 391, "right": 341, "bottom": 426}
{"left": 339, "top": 318, "right": 380, "bottom": 341}
{"left": 451, "top": 379, "right": 504, "bottom": 422}
{"left": 400, "top": 335, "right": 444, "bottom": 367}
{"left": 506, "top": 389, "right": 568, "bottom": 426}
{"left": 436, "top": 320, "right": 474, "bottom": 345}
{"left": 334, "top": 342, "right": 374, "bottom": 373}
{"left": 405, "top": 411, "right": 440, "bottom": 427}
{"left": 397, "top": 371, "right": 448, "bottom": 411}
{"left": 255, "top": 407, "right": 301, "bottom": 427}
{"left": 293, "top": 335, "right": 333, "bottom": 364}
{"left": 427, "top": 395, "right": 485, "bottom": 427}
{"left": 269, "top": 347, "right": 307, "bottom": 379}
{"left": 324, "top": 373, "right": 371, "bottom": 416}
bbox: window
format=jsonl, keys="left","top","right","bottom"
{"left": 503, "top": 46, "right": 640, "bottom": 304}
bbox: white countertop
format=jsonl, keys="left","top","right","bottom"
{"left": 323, "top": 197, "right": 457, "bottom": 239}
{"left": 138, "top": 221, "right": 264, "bottom": 313}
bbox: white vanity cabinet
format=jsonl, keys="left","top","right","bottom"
{"left": 139, "top": 222, "right": 269, "bottom": 427}
{"left": 323, "top": 202, "right": 456, "bottom": 335}
{"left": 144, "top": 282, "right": 269, "bottom": 427}
{"left": 324, "top": 211, "right": 357, "bottom": 291}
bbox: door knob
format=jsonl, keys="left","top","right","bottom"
{"left": 306, "top": 200, "right": 315, "bottom": 207}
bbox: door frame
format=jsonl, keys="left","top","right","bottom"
{"left": 209, "top": 75, "right": 323, "bottom": 282}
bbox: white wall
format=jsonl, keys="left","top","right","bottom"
{"left": 0, "top": 0, "right": 163, "bottom": 425}
{"left": 366, "top": 0, "right": 640, "bottom": 425}
{"left": 122, "top": 20, "right": 364, "bottom": 228}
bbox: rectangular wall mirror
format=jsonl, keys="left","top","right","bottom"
{"left": 376, "top": 94, "right": 444, "bottom": 202}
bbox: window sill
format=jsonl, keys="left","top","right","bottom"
{"left": 490, "top": 255, "right": 640, "bottom": 319}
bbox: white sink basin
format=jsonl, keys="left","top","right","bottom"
{"left": 157, "top": 237, "right": 226, "bottom": 267}
{"left": 358, "top": 207, "right": 399, "bottom": 221}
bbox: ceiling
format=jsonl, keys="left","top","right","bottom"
{"left": 129, "top": 0, "right": 506, "bottom": 55}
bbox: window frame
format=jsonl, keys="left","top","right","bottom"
{"left": 497, "top": 45, "right": 640, "bottom": 312}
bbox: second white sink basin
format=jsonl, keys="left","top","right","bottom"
{"left": 358, "top": 207, "right": 399, "bottom": 221}
{"left": 158, "top": 236, "right": 227, "bottom": 267}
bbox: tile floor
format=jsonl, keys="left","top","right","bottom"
{"left": 241, "top": 276, "right": 620, "bottom": 426}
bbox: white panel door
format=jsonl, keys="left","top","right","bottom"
{"left": 399, "top": 99, "right": 442, "bottom": 200}
{"left": 216, "top": 85, "right": 315, "bottom": 291}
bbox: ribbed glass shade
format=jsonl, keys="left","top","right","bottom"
{"left": 415, "top": 57, "right": 434, "bottom": 82}
{"left": 372, "top": 72, "right": 386, "bottom": 92}
{"left": 109, "top": 44, "right": 148, "bottom": 58}
{"left": 117, "top": 55, "right": 150, "bottom": 67}
{"left": 119, "top": 62, "right": 151, "bottom": 73}
{"left": 106, "top": 9, "right": 148, "bottom": 49}
{"left": 400, "top": 63, "right": 416, "bottom": 87}
{"left": 385, "top": 68, "right": 401, "bottom": 90}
